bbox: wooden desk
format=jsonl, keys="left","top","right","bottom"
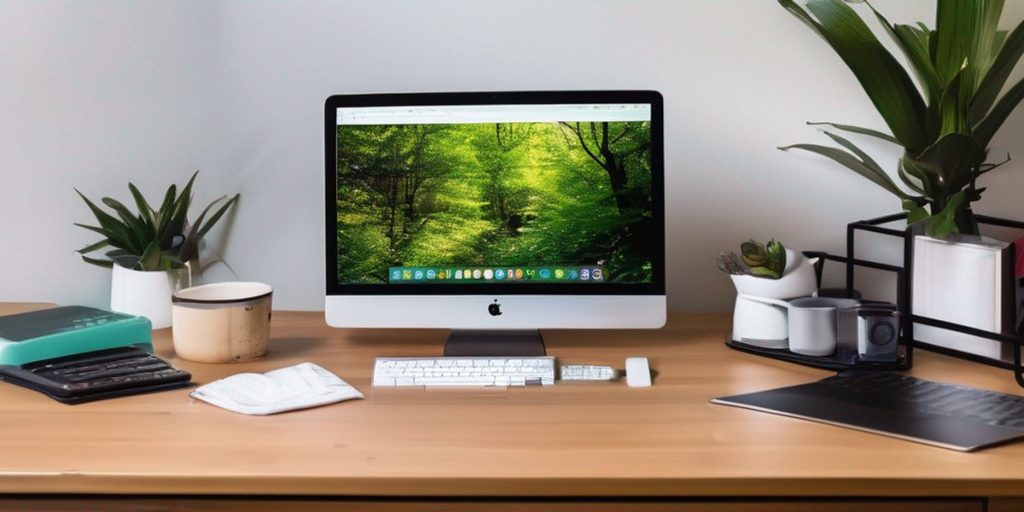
{"left": 1, "top": 303, "right": 1022, "bottom": 512}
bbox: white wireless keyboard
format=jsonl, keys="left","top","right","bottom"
{"left": 372, "top": 357, "right": 555, "bottom": 387}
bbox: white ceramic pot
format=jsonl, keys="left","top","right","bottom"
{"left": 729, "top": 249, "right": 819, "bottom": 299}
{"left": 110, "top": 264, "right": 190, "bottom": 329}
{"left": 732, "top": 294, "right": 789, "bottom": 342}
{"left": 912, "top": 234, "right": 1015, "bottom": 362}
{"left": 729, "top": 249, "right": 820, "bottom": 343}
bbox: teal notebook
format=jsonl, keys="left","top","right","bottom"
{"left": 0, "top": 306, "right": 153, "bottom": 366}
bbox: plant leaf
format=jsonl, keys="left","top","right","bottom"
{"left": 780, "top": 0, "right": 928, "bottom": 151}
{"left": 161, "top": 171, "right": 198, "bottom": 249}
{"left": 815, "top": 131, "right": 897, "bottom": 189}
{"left": 195, "top": 194, "right": 238, "bottom": 241}
{"left": 101, "top": 196, "right": 151, "bottom": 249}
{"left": 806, "top": 121, "right": 899, "bottom": 144}
{"left": 779, "top": 142, "right": 913, "bottom": 199}
{"left": 176, "top": 204, "right": 216, "bottom": 264}
{"left": 893, "top": 24, "right": 943, "bottom": 103}
{"left": 127, "top": 182, "right": 156, "bottom": 232}
{"left": 138, "top": 241, "right": 162, "bottom": 271}
{"left": 808, "top": 0, "right": 930, "bottom": 146}
{"left": 866, "top": 2, "right": 942, "bottom": 102}
{"left": 105, "top": 249, "right": 140, "bottom": 269}
{"left": 155, "top": 184, "right": 177, "bottom": 234}
{"left": 176, "top": 194, "right": 237, "bottom": 264}
{"left": 909, "top": 133, "right": 985, "bottom": 194}
{"left": 76, "top": 239, "right": 110, "bottom": 255}
{"left": 902, "top": 199, "right": 930, "bottom": 224}
{"left": 928, "top": 190, "right": 967, "bottom": 238}
{"left": 973, "top": 76, "right": 1024, "bottom": 147}
{"left": 79, "top": 254, "right": 114, "bottom": 268}
{"left": 73, "top": 222, "right": 112, "bottom": 239}
{"left": 938, "top": 68, "right": 970, "bottom": 138}
{"left": 898, "top": 160, "right": 931, "bottom": 198}
{"left": 778, "top": 0, "right": 829, "bottom": 41}
{"left": 972, "top": 19, "right": 1024, "bottom": 122}
{"left": 75, "top": 190, "right": 127, "bottom": 235}
{"left": 935, "top": 0, "right": 1003, "bottom": 107}
{"left": 73, "top": 191, "right": 141, "bottom": 254}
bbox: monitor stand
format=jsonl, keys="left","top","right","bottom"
{"left": 443, "top": 330, "right": 546, "bottom": 357}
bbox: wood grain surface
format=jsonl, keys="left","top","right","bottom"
{"left": 0, "top": 303, "right": 1021, "bottom": 499}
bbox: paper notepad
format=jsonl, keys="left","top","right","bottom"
{"left": 190, "top": 363, "right": 364, "bottom": 415}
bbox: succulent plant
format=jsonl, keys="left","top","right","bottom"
{"left": 717, "top": 239, "right": 787, "bottom": 280}
{"left": 778, "top": 0, "right": 1024, "bottom": 238}
{"left": 75, "top": 171, "right": 239, "bottom": 271}
{"left": 740, "top": 240, "right": 768, "bottom": 267}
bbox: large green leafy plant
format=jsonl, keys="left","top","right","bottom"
{"left": 75, "top": 171, "right": 239, "bottom": 271}
{"left": 778, "top": 0, "right": 1024, "bottom": 237}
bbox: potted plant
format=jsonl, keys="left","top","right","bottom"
{"left": 777, "top": 0, "right": 1024, "bottom": 360}
{"left": 75, "top": 171, "right": 238, "bottom": 328}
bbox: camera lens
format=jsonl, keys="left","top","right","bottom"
{"left": 869, "top": 321, "right": 896, "bottom": 345}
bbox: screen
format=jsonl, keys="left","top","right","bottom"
{"left": 334, "top": 102, "right": 654, "bottom": 286}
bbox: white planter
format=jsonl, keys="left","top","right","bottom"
{"left": 912, "top": 234, "right": 1015, "bottom": 362}
{"left": 729, "top": 249, "right": 820, "bottom": 343}
{"left": 110, "top": 264, "right": 191, "bottom": 329}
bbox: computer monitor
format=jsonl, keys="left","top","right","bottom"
{"left": 325, "top": 91, "right": 665, "bottom": 355}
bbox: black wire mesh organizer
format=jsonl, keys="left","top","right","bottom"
{"left": 726, "top": 212, "right": 1024, "bottom": 388}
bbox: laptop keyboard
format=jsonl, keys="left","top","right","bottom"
{"left": 821, "top": 371, "right": 1024, "bottom": 430}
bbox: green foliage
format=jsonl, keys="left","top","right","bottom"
{"left": 778, "top": 0, "right": 1024, "bottom": 237}
{"left": 75, "top": 171, "right": 239, "bottom": 271}
{"left": 336, "top": 121, "right": 653, "bottom": 284}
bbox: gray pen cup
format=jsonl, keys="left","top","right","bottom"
{"left": 787, "top": 297, "right": 860, "bottom": 357}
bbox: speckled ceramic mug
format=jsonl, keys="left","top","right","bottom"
{"left": 171, "top": 282, "right": 273, "bottom": 363}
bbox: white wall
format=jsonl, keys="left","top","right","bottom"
{"left": 3, "top": 0, "right": 1024, "bottom": 312}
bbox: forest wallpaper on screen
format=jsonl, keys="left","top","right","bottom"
{"left": 336, "top": 120, "right": 653, "bottom": 284}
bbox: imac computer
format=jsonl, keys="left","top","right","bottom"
{"left": 325, "top": 91, "right": 665, "bottom": 356}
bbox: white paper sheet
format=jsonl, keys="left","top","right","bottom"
{"left": 190, "top": 363, "right": 364, "bottom": 415}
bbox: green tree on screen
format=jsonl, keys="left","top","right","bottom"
{"left": 336, "top": 121, "right": 653, "bottom": 284}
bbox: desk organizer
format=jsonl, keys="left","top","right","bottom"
{"left": 847, "top": 213, "right": 1024, "bottom": 388}
{"left": 728, "top": 213, "right": 1024, "bottom": 388}
{"left": 726, "top": 250, "right": 913, "bottom": 373}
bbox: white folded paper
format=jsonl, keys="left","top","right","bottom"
{"left": 190, "top": 362, "right": 364, "bottom": 415}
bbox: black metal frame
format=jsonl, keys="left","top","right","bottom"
{"left": 848, "top": 213, "right": 1024, "bottom": 388}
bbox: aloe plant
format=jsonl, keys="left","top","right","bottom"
{"left": 778, "top": 0, "right": 1024, "bottom": 237}
{"left": 75, "top": 171, "right": 239, "bottom": 271}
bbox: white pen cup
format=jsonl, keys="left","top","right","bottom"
{"left": 171, "top": 282, "right": 273, "bottom": 363}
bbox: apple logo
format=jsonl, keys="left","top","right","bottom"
{"left": 488, "top": 300, "right": 502, "bottom": 316}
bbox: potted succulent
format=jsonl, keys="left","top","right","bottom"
{"left": 777, "top": 0, "right": 1024, "bottom": 360}
{"left": 717, "top": 239, "right": 821, "bottom": 346}
{"left": 75, "top": 171, "right": 238, "bottom": 328}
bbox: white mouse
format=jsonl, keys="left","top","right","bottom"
{"left": 625, "top": 357, "right": 651, "bottom": 387}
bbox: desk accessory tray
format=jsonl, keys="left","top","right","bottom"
{"left": 726, "top": 337, "right": 905, "bottom": 371}
{"left": 726, "top": 251, "right": 913, "bottom": 373}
